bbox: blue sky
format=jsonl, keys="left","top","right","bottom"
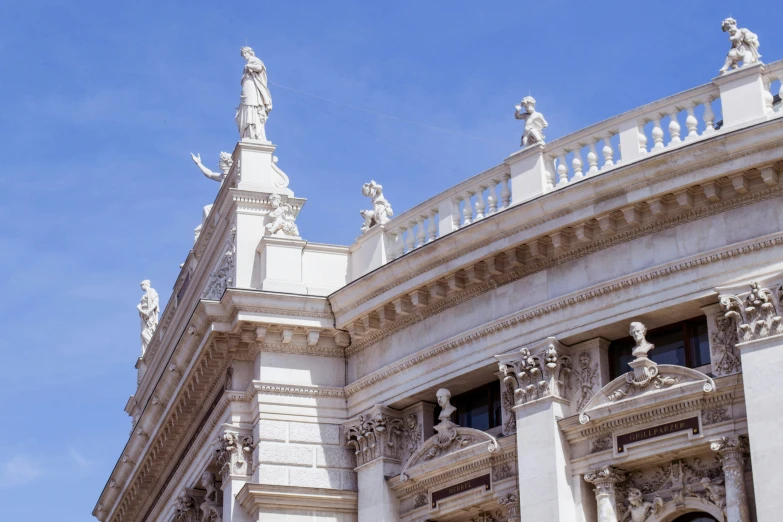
{"left": 0, "top": 1, "right": 779, "bottom": 520}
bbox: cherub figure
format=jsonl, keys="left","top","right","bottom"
{"left": 514, "top": 96, "right": 548, "bottom": 147}
{"left": 359, "top": 180, "right": 393, "bottom": 233}
{"left": 191, "top": 152, "right": 233, "bottom": 183}
{"left": 620, "top": 488, "right": 663, "bottom": 522}
{"left": 265, "top": 194, "right": 300, "bottom": 237}
{"left": 719, "top": 18, "right": 761, "bottom": 74}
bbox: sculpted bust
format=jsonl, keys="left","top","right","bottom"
{"left": 629, "top": 321, "right": 654, "bottom": 358}
{"left": 436, "top": 388, "right": 457, "bottom": 424}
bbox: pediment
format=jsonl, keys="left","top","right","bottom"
{"left": 400, "top": 423, "right": 498, "bottom": 482}
{"left": 579, "top": 365, "right": 715, "bottom": 424}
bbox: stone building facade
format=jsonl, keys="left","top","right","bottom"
{"left": 96, "top": 27, "right": 783, "bottom": 522}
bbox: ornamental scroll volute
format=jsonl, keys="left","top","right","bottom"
{"left": 718, "top": 278, "right": 783, "bottom": 343}
{"left": 214, "top": 429, "right": 253, "bottom": 480}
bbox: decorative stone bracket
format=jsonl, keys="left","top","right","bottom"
{"left": 215, "top": 429, "right": 253, "bottom": 481}
{"left": 344, "top": 405, "right": 404, "bottom": 467}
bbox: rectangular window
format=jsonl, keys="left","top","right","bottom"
{"left": 609, "top": 317, "right": 710, "bottom": 379}
{"left": 434, "top": 381, "right": 502, "bottom": 432}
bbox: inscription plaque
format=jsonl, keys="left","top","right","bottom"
{"left": 616, "top": 417, "right": 700, "bottom": 453}
{"left": 431, "top": 474, "right": 491, "bottom": 508}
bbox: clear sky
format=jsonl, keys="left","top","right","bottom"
{"left": 0, "top": 1, "right": 779, "bottom": 520}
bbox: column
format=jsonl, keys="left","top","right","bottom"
{"left": 711, "top": 436, "right": 751, "bottom": 522}
{"left": 216, "top": 428, "right": 253, "bottom": 522}
{"left": 344, "top": 405, "right": 404, "bottom": 521}
{"left": 583, "top": 466, "right": 626, "bottom": 522}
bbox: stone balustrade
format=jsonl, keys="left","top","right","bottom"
{"left": 360, "top": 60, "right": 783, "bottom": 273}
{"left": 545, "top": 82, "right": 721, "bottom": 190}
{"left": 385, "top": 164, "right": 512, "bottom": 260}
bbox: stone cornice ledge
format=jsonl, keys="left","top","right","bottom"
{"left": 247, "top": 381, "right": 347, "bottom": 399}
{"left": 344, "top": 232, "right": 783, "bottom": 398}
{"left": 236, "top": 484, "right": 358, "bottom": 515}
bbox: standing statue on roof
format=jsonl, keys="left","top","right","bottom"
{"left": 719, "top": 17, "right": 761, "bottom": 74}
{"left": 514, "top": 96, "right": 548, "bottom": 147}
{"left": 236, "top": 46, "right": 273, "bottom": 141}
{"left": 137, "top": 280, "right": 159, "bottom": 356}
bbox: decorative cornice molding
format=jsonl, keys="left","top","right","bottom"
{"left": 345, "top": 234, "right": 783, "bottom": 397}
{"left": 248, "top": 382, "right": 346, "bottom": 399}
{"left": 345, "top": 180, "right": 783, "bottom": 356}
{"left": 334, "top": 138, "right": 783, "bottom": 317}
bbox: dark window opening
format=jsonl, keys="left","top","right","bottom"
{"left": 609, "top": 317, "right": 709, "bottom": 379}
{"left": 433, "top": 381, "right": 502, "bottom": 432}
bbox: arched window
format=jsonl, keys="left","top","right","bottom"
{"left": 672, "top": 513, "right": 718, "bottom": 522}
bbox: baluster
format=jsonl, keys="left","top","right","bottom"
{"left": 461, "top": 193, "right": 473, "bottom": 226}
{"left": 685, "top": 103, "right": 699, "bottom": 140}
{"left": 668, "top": 109, "right": 681, "bottom": 144}
{"left": 405, "top": 222, "right": 416, "bottom": 252}
{"left": 451, "top": 197, "right": 462, "bottom": 230}
{"left": 427, "top": 210, "right": 437, "bottom": 243}
{"left": 651, "top": 116, "right": 665, "bottom": 149}
{"left": 486, "top": 182, "right": 498, "bottom": 215}
{"left": 602, "top": 133, "right": 615, "bottom": 168}
{"left": 587, "top": 142, "right": 598, "bottom": 175}
{"left": 500, "top": 174, "right": 511, "bottom": 210}
{"left": 415, "top": 217, "right": 426, "bottom": 247}
{"left": 556, "top": 154, "right": 568, "bottom": 186}
{"left": 779, "top": 80, "right": 783, "bottom": 111}
{"left": 572, "top": 152, "right": 584, "bottom": 180}
{"left": 394, "top": 227, "right": 407, "bottom": 258}
{"left": 763, "top": 78, "right": 774, "bottom": 114}
{"left": 545, "top": 156, "right": 557, "bottom": 191}
{"left": 474, "top": 187, "right": 486, "bottom": 221}
{"left": 703, "top": 98, "right": 716, "bottom": 135}
{"left": 638, "top": 122, "right": 648, "bottom": 154}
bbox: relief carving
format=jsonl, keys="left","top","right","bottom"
{"left": 402, "top": 413, "right": 422, "bottom": 462}
{"left": 702, "top": 405, "right": 730, "bottom": 426}
{"left": 591, "top": 433, "right": 613, "bottom": 453}
{"left": 575, "top": 351, "right": 600, "bottom": 412}
{"left": 498, "top": 339, "right": 572, "bottom": 407}
{"left": 203, "top": 225, "right": 237, "bottom": 300}
{"left": 215, "top": 431, "right": 253, "bottom": 480}
{"left": 720, "top": 281, "right": 783, "bottom": 343}
{"left": 710, "top": 315, "right": 741, "bottom": 376}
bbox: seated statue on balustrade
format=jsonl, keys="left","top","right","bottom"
{"left": 514, "top": 96, "right": 548, "bottom": 147}
{"left": 719, "top": 17, "right": 761, "bottom": 74}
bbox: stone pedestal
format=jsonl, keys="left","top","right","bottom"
{"left": 505, "top": 143, "right": 549, "bottom": 203}
{"left": 513, "top": 397, "right": 576, "bottom": 521}
{"left": 349, "top": 224, "right": 392, "bottom": 280}
{"left": 713, "top": 63, "right": 769, "bottom": 129}
{"left": 736, "top": 333, "right": 783, "bottom": 521}
{"left": 235, "top": 139, "right": 293, "bottom": 195}
{"left": 256, "top": 236, "right": 307, "bottom": 293}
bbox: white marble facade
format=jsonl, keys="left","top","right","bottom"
{"left": 96, "top": 29, "right": 783, "bottom": 522}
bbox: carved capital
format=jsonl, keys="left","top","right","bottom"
{"left": 497, "top": 492, "right": 520, "bottom": 519}
{"left": 498, "top": 338, "right": 572, "bottom": 408}
{"left": 344, "top": 405, "right": 403, "bottom": 467}
{"left": 215, "top": 429, "right": 253, "bottom": 480}
{"left": 720, "top": 281, "right": 783, "bottom": 343}
{"left": 711, "top": 435, "right": 749, "bottom": 468}
{"left": 584, "top": 466, "right": 626, "bottom": 496}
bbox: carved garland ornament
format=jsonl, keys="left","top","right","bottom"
{"left": 345, "top": 411, "right": 404, "bottom": 467}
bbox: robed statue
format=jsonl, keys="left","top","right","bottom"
{"left": 236, "top": 46, "right": 273, "bottom": 141}
{"left": 137, "top": 280, "right": 160, "bottom": 355}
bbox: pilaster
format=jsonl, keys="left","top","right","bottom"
{"left": 215, "top": 428, "right": 254, "bottom": 522}
{"left": 344, "top": 405, "right": 403, "bottom": 521}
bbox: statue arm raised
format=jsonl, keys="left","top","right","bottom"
{"left": 191, "top": 153, "right": 223, "bottom": 182}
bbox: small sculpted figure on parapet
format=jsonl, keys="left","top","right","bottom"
{"left": 514, "top": 96, "right": 547, "bottom": 147}
{"left": 719, "top": 17, "right": 761, "bottom": 74}
{"left": 137, "top": 280, "right": 159, "bottom": 356}
{"left": 265, "top": 194, "right": 300, "bottom": 237}
{"left": 237, "top": 46, "right": 273, "bottom": 141}
{"left": 359, "top": 180, "right": 393, "bottom": 233}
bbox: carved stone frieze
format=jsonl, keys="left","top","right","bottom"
{"left": 344, "top": 406, "right": 403, "bottom": 467}
{"left": 574, "top": 351, "right": 600, "bottom": 412}
{"left": 710, "top": 314, "right": 742, "bottom": 376}
{"left": 492, "top": 462, "right": 513, "bottom": 481}
{"left": 413, "top": 492, "right": 427, "bottom": 509}
{"left": 402, "top": 412, "right": 423, "bottom": 463}
{"left": 720, "top": 281, "right": 783, "bottom": 343}
{"left": 701, "top": 405, "right": 730, "bottom": 426}
{"left": 498, "top": 338, "right": 572, "bottom": 407}
{"left": 203, "top": 225, "right": 236, "bottom": 300}
{"left": 215, "top": 430, "right": 253, "bottom": 480}
{"left": 591, "top": 433, "right": 613, "bottom": 454}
